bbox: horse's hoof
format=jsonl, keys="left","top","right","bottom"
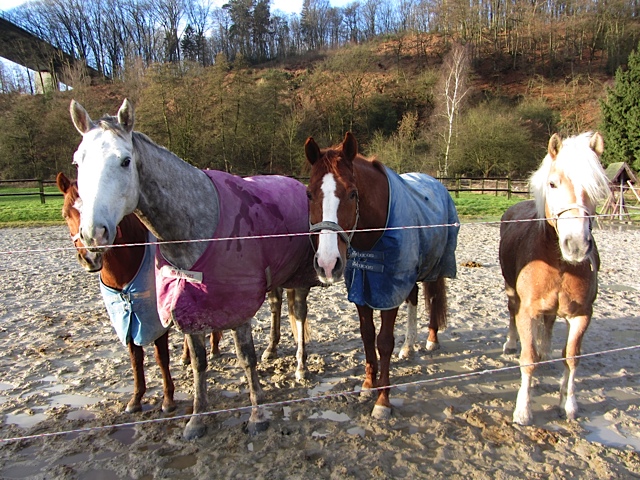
{"left": 426, "top": 341, "right": 440, "bottom": 352}
{"left": 125, "top": 402, "right": 142, "bottom": 414}
{"left": 372, "top": 405, "right": 392, "bottom": 420}
{"left": 183, "top": 419, "right": 207, "bottom": 440}
{"left": 398, "top": 347, "right": 414, "bottom": 360}
{"left": 246, "top": 419, "right": 269, "bottom": 435}
{"left": 181, "top": 356, "right": 190, "bottom": 366}
{"left": 294, "top": 369, "right": 308, "bottom": 382}
{"left": 162, "top": 401, "right": 177, "bottom": 413}
{"left": 261, "top": 348, "right": 277, "bottom": 362}
{"left": 503, "top": 346, "right": 518, "bottom": 355}
{"left": 512, "top": 409, "right": 532, "bottom": 426}
{"left": 359, "top": 387, "right": 375, "bottom": 399}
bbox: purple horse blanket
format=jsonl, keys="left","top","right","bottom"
{"left": 155, "top": 170, "right": 317, "bottom": 333}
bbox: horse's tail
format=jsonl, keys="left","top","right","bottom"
{"left": 426, "top": 277, "right": 448, "bottom": 330}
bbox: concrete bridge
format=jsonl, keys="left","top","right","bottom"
{"left": 0, "top": 12, "right": 104, "bottom": 91}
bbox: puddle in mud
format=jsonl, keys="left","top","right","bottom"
{"left": 584, "top": 416, "right": 640, "bottom": 451}
{"left": 67, "top": 409, "right": 96, "bottom": 421}
{"left": 5, "top": 410, "right": 48, "bottom": 429}
{"left": 49, "top": 394, "right": 101, "bottom": 407}
{"left": 166, "top": 454, "right": 197, "bottom": 470}
{"left": 347, "top": 426, "right": 366, "bottom": 437}
{"left": 109, "top": 427, "right": 136, "bottom": 445}
{"left": 309, "top": 409, "right": 351, "bottom": 422}
{"left": 1, "top": 462, "right": 43, "bottom": 479}
{"left": 308, "top": 377, "right": 344, "bottom": 397}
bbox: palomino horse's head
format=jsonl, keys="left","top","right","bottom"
{"left": 530, "top": 132, "right": 609, "bottom": 264}
{"left": 305, "top": 132, "right": 360, "bottom": 284}
{"left": 70, "top": 99, "right": 139, "bottom": 250}
{"left": 56, "top": 172, "right": 103, "bottom": 272}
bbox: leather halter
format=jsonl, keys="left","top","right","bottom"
{"left": 549, "top": 203, "right": 594, "bottom": 233}
{"left": 309, "top": 193, "right": 360, "bottom": 250}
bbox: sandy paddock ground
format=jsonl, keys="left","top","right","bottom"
{"left": 0, "top": 222, "right": 639, "bottom": 479}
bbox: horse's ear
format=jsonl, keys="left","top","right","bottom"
{"left": 69, "top": 100, "right": 93, "bottom": 135}
{"left": 342, "top": 132, "right": 358, "bottom": 162}
{"left": 548, "top": 133, "right": 562, "bottom": 159}
{"left": 117, "top": 98, "right": 135, "bottom": 133}
{"left": 589, "top": 132, "right": 604, "bottom": 157}
{"left": 305, "top": 137, "right": 321, "bottom": 165}
{"left": 56, "top": 172, "right": 71, "bottom": 194}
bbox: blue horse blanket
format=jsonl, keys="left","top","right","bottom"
{"left": 344, "top": 167, "right": 459, "bottom": 310}
{"left": 100, "top": 234, "right": 169, "bottom": 347}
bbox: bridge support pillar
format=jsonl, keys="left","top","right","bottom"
{"left": 35, "top": 70, "right": 58, "bottom": 94}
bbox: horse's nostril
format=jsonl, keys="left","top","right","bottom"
{"left": 334, "top": 256, "right": 343, "bottom": 275}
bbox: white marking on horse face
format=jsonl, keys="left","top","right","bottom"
{"left": 548, "top": 172, "right": 592, "bottom": 264}
{"left": 315, "top": 173, "right": 342, "bottom": 282}
{"left": 74, "top": 128, "right": 139, "bottom": 247}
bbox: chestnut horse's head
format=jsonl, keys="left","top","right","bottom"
{"left": 305, "top": 132, "right": 360, "bottom": 284}
{"left": 56, "top": 172, "right": 103, "bottom": 272}
{"left": 530, "top": 132, "right": 609, "bottom": 264}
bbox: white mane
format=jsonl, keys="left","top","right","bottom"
{"left": 529, "top": 132, "right": 610, "bottom": 219}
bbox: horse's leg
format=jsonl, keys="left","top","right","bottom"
{"left": 502, "top": 284, "right": 519, "bottom": 354}
{"left": 210, "top": 331, "right": 223, "bottom": 359}
{"left": 126, "top": 342, "right": 146, "bottom": 413}
{"left": 289, "top": 286, "right": 311, "bottom": 381}
{"left": 232, "top": 322, "right": 268, "bottom": 434}
{"left": 513, "top": 310, "right": 540, "bottom": 426}
{"left": 399, "top": 285, "right": 418, "bottom": 359}
{"left": 559, "top": 314, "right": 590, "bottom": 421}
{"left": 356, "top": 305, "right": 378, "bottom": 393}
{"left": 425, "top": 278, "right": 447, "bottom": 351}
{"left": 181, "top": 336, "right": 190, "bottom": 365}
{"left": 538, "top": 314, "right": 556, "bottom": 361}
{"left": 153, "top": 331, "right": 176, "bottom": 413}
{"left": 183, "top": 333, "right": 208, "bottom": 440}
{"left": 261, "top": 287, "right": 283, "bottom": 361}
{"left": 372, "top": 308, "right": 398, "bottom": 419}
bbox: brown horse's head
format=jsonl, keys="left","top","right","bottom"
{"left": 56, "top": 172, "right": 104, "bottom": 272}
{"left": 305, "top": 132, "right": 360, "bottom": 284}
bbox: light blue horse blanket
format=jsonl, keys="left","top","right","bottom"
{"left": 344, "top": 167, "right": 459, "bottom": 310}
{"left": 100, "top": 234, "right": 169, "bottom": 346}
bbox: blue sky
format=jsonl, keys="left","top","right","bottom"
{"left": 1, "top": 0, "right": 354, "bottom": 15}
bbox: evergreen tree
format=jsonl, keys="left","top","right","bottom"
{"left": 600, "top": 42, "right": 640, "bottom": 170}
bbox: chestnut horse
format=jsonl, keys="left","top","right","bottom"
{"left": 499, "top": 132, "right": 610, "bottom": 425}
{"left": 57, "top": 171, "right": 178, "bottom": 413}
{"left": 305, "top": 132, "right": 459, "bottom": 418}
{"left": 70, "top": 99, "right": 317, "bottom": 439}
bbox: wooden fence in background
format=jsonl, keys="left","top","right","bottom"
{"left": 0, "top": 176, "right": 530, "bottom": 204}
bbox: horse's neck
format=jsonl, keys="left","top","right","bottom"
{"left": 100, "top": 215, "right": 146, "bottom": 289}
{"left": 351, "top": 157, "right": 389, "bottom": 251}
{"left": 132, "top": 134, "right": 219, "bottom": 269}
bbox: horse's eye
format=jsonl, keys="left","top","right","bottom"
{"left": 121, "top": 156, "right": 131, "bottom": 167}
{"left": 350, "top": 190, "right": 358, "bottom": 200}
{"left": 306, "top": 190, "right": 313, "bottom": 201}
{"left": 549, "top": 181, "right": 557, "bottom": 189}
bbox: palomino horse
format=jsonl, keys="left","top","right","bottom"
{"left": 70, "top": 99, "right": 317, "bottom": 439}
{"left": 305, "top": 132, "right": 459, "bottom": 418}
{"left": 57, "top": 171, "right": 177, "bottom": 414}
{"left": 499, "top": 131, "right": 610, "bottom": 425}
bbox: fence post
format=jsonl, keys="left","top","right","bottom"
{"left": 38, "top": 179, "right": 45, "bottom": 204}
{"left": 455, "top": 177, "right": 460, "bottom": 198}
{"left": 507, "top": 177, "right": 512, "bottom": 200}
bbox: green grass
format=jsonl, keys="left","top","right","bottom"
{"left": 0, "top": 186, "right": 64, "bottom": 227}
{"left": 0, "top": 187, "right": 526, "bottom": 227}
{"left": 452, "top": 192, "right": 526, "bottom": 220}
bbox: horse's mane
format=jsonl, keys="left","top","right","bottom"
{"left": 529, "top": 132, "right": 610, "bottom": 219}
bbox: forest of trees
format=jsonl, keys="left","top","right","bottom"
{"left": 0, "top": 0, "right": 638, "bottom": 181}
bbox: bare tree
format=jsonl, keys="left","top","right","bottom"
{"left": 435, "top": 43, "right": 470, "bottom": 177}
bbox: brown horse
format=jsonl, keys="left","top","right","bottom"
{"left": 499, "top": 132, "right": 610, "bottom": 425}
{"left": 305, "top": 132, "right": 459, "bottom": 418}
{"left": 57, "top": 171, "right": 178, "bottom": 413}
